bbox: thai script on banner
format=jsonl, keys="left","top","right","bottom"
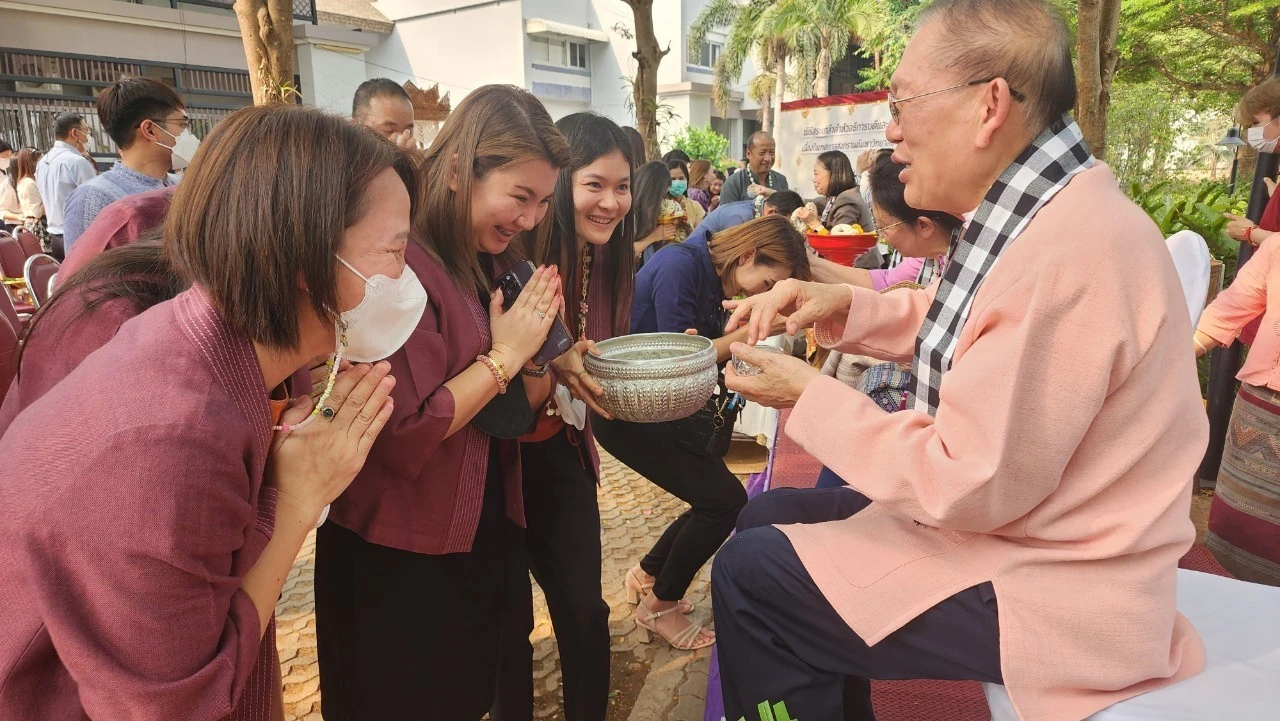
{"left": 776, "top": 91, "right": 893, "bottom": 193}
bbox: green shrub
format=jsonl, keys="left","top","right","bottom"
{"left": 668, "top": 124, "right": 730, "bottom": 163}
{"left": 1129, "top": 179, "right": 1247, "bottom": 285}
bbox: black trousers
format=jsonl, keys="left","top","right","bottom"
{"left": 591, "top": 413, "right": 747, "bottom": 601}
{"left": 713, "top": 488, "right": 1002, "bottom": 721}
{"left": 315, "top": 465, "right": 517, "bottom": 721}
{"left": 49, "top": 234, "right": 64, "bottom": 262}
{"left": 493, "top": 427, "right": 611, "bottom": 721}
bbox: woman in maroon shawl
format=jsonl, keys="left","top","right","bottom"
{"left": 315, "top": 85, "right": 570, "bottom": 719}
{"left": 0, "top": 105, "right": 419, "bottom": 721}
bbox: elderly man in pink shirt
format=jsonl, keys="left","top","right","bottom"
{"left": 713, "top": 0, "right": 1208, "bottom": 719}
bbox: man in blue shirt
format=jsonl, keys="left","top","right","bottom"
{"left": 62, "top": 77, "right": 190, "bottom": 253}
{"left": 688, "top": 190, "right": 804, "bottom": 247}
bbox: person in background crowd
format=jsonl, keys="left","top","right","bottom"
{"left": 698, "top": 190, "right": 804, "bottom": 243}
{"left": 58, "top": 186, "right": 176, "bottom": 280}
{"left": 708, "top": 169, "right": 725, "bottom": 211}
{"left": 62, "top": 78, "right": 188, "bottom": 254}
{"left": 34, "top": 113, "right": 97, "bottom": 259}
{"left": 353, "top": 77, "right": 417, "bottom": 149}
{"left": 797, "top": 149, "right": 882, "bottom": 269}
{"left": 808, "top": 150, "right": 960, "bottom": 291}
{"left": 810, "top": 150, "right": 873, "bottom": 230}
{"left": 314, "top": 84, "right": 569, "bottom": 721}
{"left": 0, "top": 103, "right": 416, "bottom": 721}
{"left": 593, "top": 214, "right": 810, "bottom": 652}
{"left": 855, "top": 148, "right": 877, "bottom": 210}
{"left": 1224, "top": 78, "right": 1280, "bottom": 248}
{"left": 0, "top": 139, "right": 17, "bottom": 232}
{"left": 663, "top": 148, "right": 691, "bottom": 165}
{"left": 493, "top": 112, "right": 636, "bottom": 721}
{"left": 666, "top": 158, "right": 706, "bottom": 229}
{"left": 1193, "top": 78, "right": 1280, "bottom": 588}
{"left": 809, "top": 149, "right": 964, "bottom": 489}
{"left": 3, "top": 149, "right": 48, "bottom": 248}
{"left": 622, "top": 126, "right": 647, "bottom": 165}
{"left": 687, "top": 159, "right": 713, "bottom": 211}
{"left": 714, "top": 0, "right": 1206, "bottom": 717}
{"left": 719, "top": 132, "right": 789, "bottom": 204}
{"left": 631, "top": 160, "right": 677, "bottom": 264}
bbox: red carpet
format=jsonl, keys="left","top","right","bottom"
{"left": 767, "top": 411, "right": 1232, "bottom": 721}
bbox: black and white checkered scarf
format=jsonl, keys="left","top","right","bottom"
{"left": 908, "top": 115, "right": 1094, "bottom": 415}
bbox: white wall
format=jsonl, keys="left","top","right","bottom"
{"left": 296, "top": 43, "right": 371, "bottom": 116}
{"left": 369, "top": 0, "right": 528, "bottom": 107}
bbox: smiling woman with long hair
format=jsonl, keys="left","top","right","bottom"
{"left": 492, "top": 112, "right": 635, "bottom": 721}
{"left": 314, "top": 84, "right": 573, "bottom": 720}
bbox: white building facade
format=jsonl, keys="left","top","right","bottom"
{"left": 367, "top": 0, "right": 763, "bottom": 158}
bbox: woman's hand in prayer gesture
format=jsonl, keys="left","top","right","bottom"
{"left": 723, "top": 279, "right": 853, "bottom": 345}
{"left": 269, "top": 361, "right": 396, "bottom": 524}
{"left": 724, "top": 342, "right": 819, "bottom": 409}
{"left": 490, "top": 264, "right": 563, "bottom": 371}
{"left": 553, "top": 338, "right": 612, "bottom": 419}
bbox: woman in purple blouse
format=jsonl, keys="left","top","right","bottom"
{"left": 0, "top": 105, "right": 420, "bottom": 721}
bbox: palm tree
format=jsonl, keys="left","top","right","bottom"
{"left": 689, "top": 0, "right": 792, "bottom": 133}
{"left": 761, "top": 0, "right": 878, "bottom": 98}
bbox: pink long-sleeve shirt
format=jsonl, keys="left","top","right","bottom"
{"left": 783, "top": 164, "right": 1207, "bottom": 721}
{"left": 1197, "top": 233, "right": 1280, "bottom": 391}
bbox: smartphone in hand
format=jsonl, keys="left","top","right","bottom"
{"left": 494, "top": 260, "right": 575, "bottom": 366}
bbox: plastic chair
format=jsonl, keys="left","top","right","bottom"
{"left": 23, "top": 254, "right": 59, "bottom": 308}
{"left": 1165, "top": 230, "right": 1212, "bottom": 327}
{"left": 0, "top": 233, "right": 25, "bottom": 279}
{"left": 0, "top": 310, "right": 17, "bottom": 407}
{"left": 15, "top": 227, "right": 42, "bottom": 258}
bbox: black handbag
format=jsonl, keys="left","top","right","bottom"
{"left": 672, "top": 374, "right": 745, "bottom": 457}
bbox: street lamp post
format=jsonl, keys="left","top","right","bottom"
{"left": 1216, "top": 127, "right": 1247, "bottom": 196}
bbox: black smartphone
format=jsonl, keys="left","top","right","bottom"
{"left": 494, "top": 260, "right": 574, "bottom": 367}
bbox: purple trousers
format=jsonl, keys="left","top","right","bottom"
{"left": 711, "top": 488, "right": 1002, "bottom": 721}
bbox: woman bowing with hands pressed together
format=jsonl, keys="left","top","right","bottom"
{"left": 0, "top": 104, "right": 416, "bottom": 721}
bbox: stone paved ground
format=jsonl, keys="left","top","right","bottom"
{"left": 276, "top": 446, "right": 735, "bottom": 721}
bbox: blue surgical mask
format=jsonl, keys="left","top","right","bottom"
{"left": 670, "top": 180, "right": 688, "bottom": 196}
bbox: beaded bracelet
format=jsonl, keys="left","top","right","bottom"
{"left": 477, "top": 353, "right": 509, "bottom": 394}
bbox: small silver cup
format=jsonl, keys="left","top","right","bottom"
{"left": 730, "top": 344, "right": 784, "bottom": 377}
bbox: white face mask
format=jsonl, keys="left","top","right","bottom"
{"left": 155, "top": 125, "right": 201, "bottom": 170}
{"left": 1246, "top": 118, "right": 1279, "bottom": 154}
{"left": 336, "top": 256, "right": 428, "bottom": 363}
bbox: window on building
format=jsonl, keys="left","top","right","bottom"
{"left": 532, "top": 37, "right": 588, "bottom": 70}
{"left": 697, "top": 41, "right": 722, "bottom": 68}
{"left": 569, "top": 42, "right": 588, "bottom": 69}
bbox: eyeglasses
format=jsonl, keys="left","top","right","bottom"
{"left": 875, "top": 219, "right": 908, "bottom": 240}
{"left": 146, "top": 116, "right": 191, "bottom": 130}
{"left": 887, "top": 77, "right": 1026, "bottom": 125}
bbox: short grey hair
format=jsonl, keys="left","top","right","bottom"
{"left": 918, "top": 0, "right": 1076, "bottom": 136}
{"left": 747, "top": 131, "right": 775, "bottom": 151}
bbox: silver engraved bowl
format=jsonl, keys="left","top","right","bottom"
{"left": 584, "top": 333, "right": 719, "bottom": 423}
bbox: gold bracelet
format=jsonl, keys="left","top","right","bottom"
{"left": 476, "top": 353, "right": 509, "bottom": 394}
{"left": 1193, "top": 336, "right": 1208, "bottom": 355}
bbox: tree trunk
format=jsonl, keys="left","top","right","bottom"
{"left": 813, "top": 32, "right": 832, "bottom": 98}
{"left": 624, "top": 0, "right": 669, "bottom": 161}
{"left": 233, "top": 0, "right": 297, "bottom": 105}
{"left": 1074, "top": 0, "right": 1121, "bottom": 159}
{"left": 773, "top": 48, "right": 787, "bottom": 132}
{"left": 761, "top": 85, "right": 773, "bottom": 134}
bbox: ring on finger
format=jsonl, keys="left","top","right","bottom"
{"left": 321, "top": 406, "right": 336, "bottom": 420}
{"left": 534, "top": 309, "right": 547, "bottom": 319}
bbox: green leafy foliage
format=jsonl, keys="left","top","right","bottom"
{"left": 1129, "top": 179, "right": 1247, "bottom": 283}
{"left": 667, "top": 124, "right": 731, "bottom": 162}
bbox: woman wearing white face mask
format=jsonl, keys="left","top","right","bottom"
{"left": 0, "top": 104, "right": 419, "bottom": 721}
{"left": 1224, "top": 78, "right": 1280, "bottom": 248}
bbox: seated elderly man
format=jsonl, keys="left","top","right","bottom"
{"left": 714, "top": 0, "right": 1208, "bottom": 720}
